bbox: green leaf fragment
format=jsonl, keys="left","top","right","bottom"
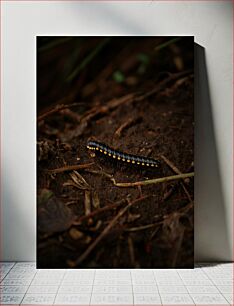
{"left": 113, "top": 70, "right": 125, "bottom": 83}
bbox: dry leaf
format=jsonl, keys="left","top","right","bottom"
{"left": 38, "top": 192, "right": 76, "bottom": 234}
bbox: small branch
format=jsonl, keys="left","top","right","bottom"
{"left": 64, "top": 71, "right": 192, "bottom": 141}
{"left": 84, "top": 190, "right": 91, "bottom": 216}
{"left": 181, "top": 182, "right": 193, "bottom": 203}
{"left": 37, "top": 102, "right": 83, "bottom": 122}
{"left": 161, "top": 155, "right": 193, "bottom": 202}
{"left": 46, "top": 163, "right": 94, "bottom": 174}
{"left": 92, "top": 190, "right": 100, "bottom": 209}
{"left": 114, "top": 117, "right": 139, "bottom": 138}
{"left": 60, "top": 109, "right": 81, "bottom": 122}
{"left": 172, "top": 227, "right": 185, "bottom": 268}
{"left": 161, "top": 155, "right": 182, "bottom": 175}
{"left": 82, "top": 72, "right": 191, "bottom": 125}
{"left": 85, "top": 169, "right": 116, "bottom": 185}
{"left": 163, "top": 185, "right": 176, "bottom": 201}
{"left": 126, "top": 201, "right": 194, "bottom": 234}
{"left": 164, "top": 201, "right": 194, "bottom": 219}
{"left": 64, "top": 94, "right": 136, "bottom": 141}
{"left": 81, "top": 93, "right": 136, "bottom": 123}
{"left": 69, "top": 171, "right": 90, "bottom": 190}
{"left": 74, "top": 199, "right": 126, "bottom": 224}
{"left": 67, "top": 196, "right": 147, "bottom": 267}
{"left": 128, "top": 236, "right": 136, "bottom": 267}
{"left": 135, "top": 70, "right": 192, "bottom": 102}
{"left": 113, "top": 172, "right": 194, "bottom": 188}
{"left": 125, "top": 222, "right": 163, "bottom": 232}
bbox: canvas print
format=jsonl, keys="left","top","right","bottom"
{"left": 37, "top": 37, "right": 194, "bottom": 268}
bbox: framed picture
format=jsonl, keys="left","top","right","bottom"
{"left": 37, "top": 36, "right": 194, "bottom": 268}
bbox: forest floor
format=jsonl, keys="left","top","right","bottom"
{"left": 37, "top": 37, "right": 194, "bottom": 268}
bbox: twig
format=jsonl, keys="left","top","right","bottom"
{"left": 180, "top": 183, "right": 193, "bottom": 203}
{"left": 84, "top": 71, "right": 191, "bottom": 125}
{"left": 163, "top": 185, "right": 176, "bottom": 201}
{"left": 86, "top": 169, "right": 193, "bottom": 189}
{"left": 84, "top": 190, "right": 91, "bottom": 216}
{"left": 65, "top": 71, "right": 192, "bottom": 141}
{"left": 128, "top": 236, "right": 136, "bottom": 267}
{"left": 63, "top": 93, "right": 136, "bottom": 141}
{"left": 125, "top": 222, "right": 163, "bottom": 232}
{"left": 92, "top": 190, "right": 100, "bottom": 209}
{"left": 60, "top": 109, "right": 81, "bottom": 122}
{"left": 169, "top": 75, "right": 194, "bottom": 94}
{"left": 85, "top": 169, "right": 114, "bottom": 181}
{"left": 112, "top": 172, "right": 194, "bottom": 188}
{"left": 63, "top": 181, "right": 81, "bottom": 189}
{"left": 37, "top": 102, "right": 83, "bottom": 122}
{"left": 113, "top": 240, "right": 121, "bottom": 267}
{"left": 67, "top": 196, "right": 147, "bottom": 267}
{"left": 114, "top": 117, "right": 139, "bottom": 137}
{"left": 135, "top": 70, "right": 192, "bottom": 102}
{"left": 161, "top": 155, "right": 193, "bottom": 202}
{"left": 137, "top": 185, "right": 143, "bottom": 198}
{"left": 161, "top": 155, "right": 182, "bottom": 175}
{"left": 164, "top": 201, "right": 194, "bottom": 219}
{"left": 74, "top": 199, "right": 127, "bottom": 224}
{"left": 65, "top": 200, "right": 77, "bottom": 206}
{"left": 172, "top": 227, "right": 185, "bottom": 267}
{"left": 46, "top": 163, "right": 94, "bottom": 174}
{"left": 126, "top": 201, "right": 194, "bottom": 234}
{"left": 81, "top": 93, "right": 136, "bottom": 123}
{"left": 68, "top": 171, "right": 90, "bottom": 190}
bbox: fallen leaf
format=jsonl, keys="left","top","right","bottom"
{"left": 38, "top": 193, "right": 76, "bottom": 234}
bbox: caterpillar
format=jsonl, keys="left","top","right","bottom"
{"left": 87, "top": 140, "right": 160, "bottom": 168}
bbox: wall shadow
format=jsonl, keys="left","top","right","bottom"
{"left": 194, "top": 43, "right": 231, "bottom": 262}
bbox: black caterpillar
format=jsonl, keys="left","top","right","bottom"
{"left": 87, "top": 140, "right": 160, "bottom": 168}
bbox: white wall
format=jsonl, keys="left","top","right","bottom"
{"left": 2, "top": 1, "right": 233, "bottom": 261}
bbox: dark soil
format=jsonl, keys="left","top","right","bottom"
{"left": 37, "top": 37, "right": 194, "bottom": 268}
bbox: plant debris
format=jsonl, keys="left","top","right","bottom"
{"left": 37, "top": 37, "right": 194, "bottom": 268}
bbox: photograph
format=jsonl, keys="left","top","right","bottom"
{"left": 37, "top": 36, "right": 194, "bottom": 268}
{"left": 2, "top": 2, "right": 232, "bottom": 305}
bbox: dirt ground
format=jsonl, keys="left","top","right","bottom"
{"left": 37, "top": 37, "right": 194, "bottom": 268}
